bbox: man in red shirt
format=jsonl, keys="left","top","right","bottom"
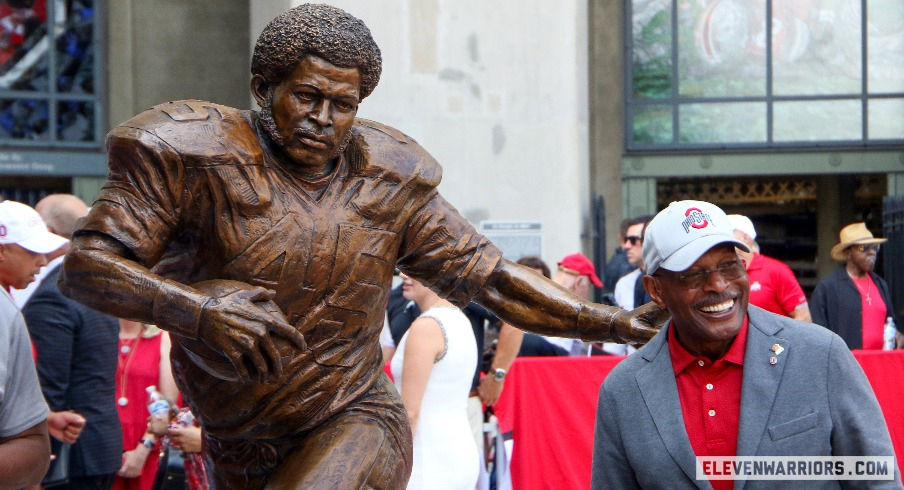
{"left": 592, "top": 200, "right": 899, "bottom": 489}
{"left": 727, "top": 214, "right": 810, "bottom": 322}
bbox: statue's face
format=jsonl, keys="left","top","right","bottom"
{"left": 266, "top": 55, "right": 361, "bottom": 171}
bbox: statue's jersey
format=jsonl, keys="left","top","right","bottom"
{"left": 80, "top": 100, "right": 502, "bottom": 440}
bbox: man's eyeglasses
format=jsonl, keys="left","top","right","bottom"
{"left": 623, "top": 235, "right": 643, "bottom": 246}
{"left": 850, "top": 244, "right": 880, "bottom": 254}
{"left": 655, "top": 259, "right": 746, "bottom": 290}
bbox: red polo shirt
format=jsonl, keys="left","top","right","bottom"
{"left": 668, "top": 317, "right": 748, "bottom": 490}
{"left": 746, "top": 254, "right": 807, "bottom": 317}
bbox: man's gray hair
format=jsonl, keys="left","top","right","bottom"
{"left": 251, "top": 3, "right": 382, "bottom": 100}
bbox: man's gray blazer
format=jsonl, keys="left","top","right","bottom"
{"left": 591, "top": 305, "right": 900, "bottom": 489}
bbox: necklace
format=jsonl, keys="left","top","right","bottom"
{"left": 117, "top": 334, "right": 142, "bottom": 407}
{"left": 850, "top": 274, "right": 872, "bottom": 305}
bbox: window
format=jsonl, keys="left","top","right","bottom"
{"left": 0, "top": 0, "right": 100, "bottom": 147}
{"left": 627, "top": 0, "right": 904, "bottom": 150}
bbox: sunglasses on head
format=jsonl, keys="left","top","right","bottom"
{"left": 849, "top": 244, "right": 880, "bottom": 253}
{"left": 623, "top": 235, "right": 643, "bottom": 246}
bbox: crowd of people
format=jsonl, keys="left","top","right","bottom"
{"left": 3, "top": 193, "right": 899, "bottom": 489}
{"left": 377, "top": 205, "right": 902, "bottom": 489}
{"left": 0, "top": 195, "right": 204, "bottom": 490}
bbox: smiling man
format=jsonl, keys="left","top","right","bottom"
{"left": 591, "top": 200, "right": 900, "bottom": 489}
{"left": 56, "top": 4, "right": 664, "bottom": 489}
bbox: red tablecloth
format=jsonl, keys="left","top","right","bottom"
{"left": 493, "top": 351, "right": 904, "bottom": 490}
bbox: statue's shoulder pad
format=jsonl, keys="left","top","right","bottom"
{"left": 117, "top": 100, "right": 247, "bottom": 132}
{"left": 351, "top": 118, "right": 441, "bottom": 183}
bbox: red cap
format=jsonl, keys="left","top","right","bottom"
{"left": 558, "top": 253, "right": 603, "bottom": 288}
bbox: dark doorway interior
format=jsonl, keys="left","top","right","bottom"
{"left": 657, "top": 174, "right": 887, "bottom": 299}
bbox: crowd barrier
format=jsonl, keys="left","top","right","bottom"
{"left": 493, "top": 351, "right": 904, "bottom": 489}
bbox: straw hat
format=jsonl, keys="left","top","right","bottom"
{"left": 830, "top": 222, "right": 887, "bottom": 261}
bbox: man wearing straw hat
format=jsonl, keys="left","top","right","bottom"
{"left": 810, "top": 222, "right": 901, "bottom": 350}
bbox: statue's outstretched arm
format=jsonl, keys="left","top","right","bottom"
{"left": 473, "top": 259, "right": 668, "bottom": 345}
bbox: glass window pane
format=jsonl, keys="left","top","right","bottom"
{"left": 632, "top": 0, "right": 672, "bottom": 99}
{"left": 678, "top": 0, "right": 765, "bottom": 97}
{"left": 774, "top": 100, "right": 862, "bottom": 142}
{"left": 772, "top": 1, "right": 862, "bottom": 96}
{"left": 57, "top": 100, "right": 93, "bottom": 141}
{"left": 867, "top": 0, "right": 904, "bottom": 94}
{"left": 0, "top": 0, "right": 49, "bottom": 92}
{"left": 678, "top": 102, "right": 766, "bottom": 144}
{"left": 0, "top": 98, "right": 48, "bottom": 140}
{"left": 869, "top": 98, "right": 904, "bottom": 140}
{"left": 632, "top": 104, "right": 672, "bottom": 144}
{"left": 55, "top": 0, "right": 93, "bottom": 93}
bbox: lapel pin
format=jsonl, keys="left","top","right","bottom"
{"left": 770, "top": 356, "right": 778, "bottom": 365}
{"left": 771, "top": 343, "right": 784, "bottom": 356}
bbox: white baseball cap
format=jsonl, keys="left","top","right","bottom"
{"left": 0, "top": 200, "right": 68, "bottom": 254}
{"left": 727, "top": 214, "right": 757, "bottom": 241}
{"left": 642, "top": 200, "right": 749, "bottom": 275}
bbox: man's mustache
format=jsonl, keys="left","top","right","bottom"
{"left": 692, "top": 291, "right": 741, "bottom": 310}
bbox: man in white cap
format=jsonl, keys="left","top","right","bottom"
{"left": 727, "top": 214, "right": 810, "bottom": 322}
{"left": 591, "top": 200, "right": 899, "bottom": 489}
{"left": 810, "top": 222, "right": 900, "bottom": 350}
{"left": 23, "top": 194, "right": 123, "bottom": 489}
{"left": 0, "top": 200, "right": 67, "bottom": 487}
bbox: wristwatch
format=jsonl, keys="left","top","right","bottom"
{"left": 493, "top": 368, "right": 507, "bottom": 382}
{"left": 141, "top": 438, "right": 155, "bottom": 450}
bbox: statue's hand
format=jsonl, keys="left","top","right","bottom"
{"left": 197, "top": 286, "right": 306, "bottom": 384}
{"left": 613, "top": 301, "right": 670, "bottom": 346}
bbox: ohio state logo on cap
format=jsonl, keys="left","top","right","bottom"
{"left": 681, "top": 207, "right": 712, "bottom": 233}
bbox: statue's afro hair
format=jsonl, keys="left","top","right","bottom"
{"left": 251, "top": 3, "right": 382, "bottom": 100}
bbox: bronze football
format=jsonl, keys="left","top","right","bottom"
{"left": 170, "top": 279, "right": 297, "bottom": 382}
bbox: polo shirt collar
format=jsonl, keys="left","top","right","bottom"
{"left": 668, "top": 315, "right": 749, "bottom": 375}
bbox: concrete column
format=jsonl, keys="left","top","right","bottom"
{"left": 622, "top": 177, "right": 658, "bottom": 219}
{"left": 72, "top": 177, "right": 106, "bottom": 204}
{"left": 815, "top": 175, "right": 857, "bottom": 280}
{"left": 588, "top": 0, "right": 626, "bottom": 255}
{"left": 889, "top": 172, "right": 904, "bottom": 197}
{"left": 815, "top": 175, "right": 839, "bottom": 280}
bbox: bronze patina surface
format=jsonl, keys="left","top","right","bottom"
{"left": 59, "top": 4, "right": 665, "bottom": 489}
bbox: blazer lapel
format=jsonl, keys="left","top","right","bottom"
{"left": 636, "top": 326, "right": 709, "bottom": 489}
{"left": 734, "top": 307, "right": 789, "bottom": 490}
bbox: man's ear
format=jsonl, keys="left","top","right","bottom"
{"left": 250, "top": 74, "right": 269, "bottom": 108}
{"left": 643, "top": 274, "right": 668, "bottom": 309}
{"left": 572, "top": 276, "right": 590, "bottom": 299}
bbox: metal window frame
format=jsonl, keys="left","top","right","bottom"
{"left": 624, "top": 0, "right": 904, "bottom": 152}
{"left": 0, "top": 0, "right": 105, "bottom": 149}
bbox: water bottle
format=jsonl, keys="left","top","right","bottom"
{"left": 146, "top": 385, "right": 170, "bottom": 420}
{"left": 883, "top": 317, "right": 897, "bottom": 351}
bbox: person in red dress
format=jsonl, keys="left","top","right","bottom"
{"left": 113, "top": 321, "right": 178, "bottom": 490}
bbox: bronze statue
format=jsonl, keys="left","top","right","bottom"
{"left": 58, "top": 4, "right": 665, "bottom": 489}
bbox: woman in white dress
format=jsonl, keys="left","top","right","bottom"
{"left": 390, "top": 273, "right": 479, "bottom": 490}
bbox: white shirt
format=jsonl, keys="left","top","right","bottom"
{"left": 603, "top": 269, "right": 641, "bottom": 356}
